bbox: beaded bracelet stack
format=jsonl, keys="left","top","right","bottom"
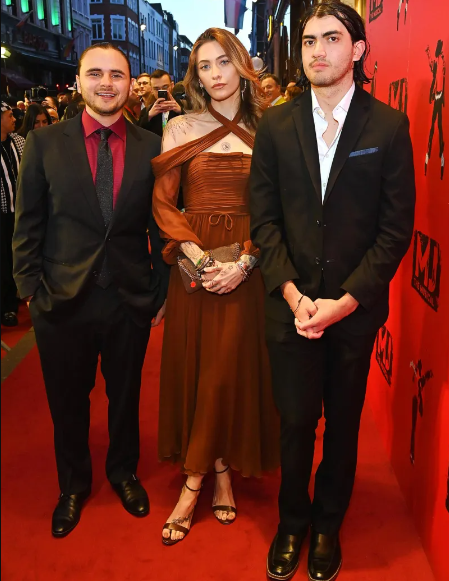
{"left": 236, "top": 254, "right": 258, "bottom": 282}
{"left": 195, "top": 250, "right": 214, "bottom": 273}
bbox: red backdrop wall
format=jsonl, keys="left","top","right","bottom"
{"left": 364, "top": 2, "right": 449, "bottom": 580}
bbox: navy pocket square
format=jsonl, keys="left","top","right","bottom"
{"left": 349, "top": 147, "right": 379, "bottom": 158}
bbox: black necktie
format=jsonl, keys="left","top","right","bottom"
{"left": 95, "top": 128, "right": 113, "bottom": 288}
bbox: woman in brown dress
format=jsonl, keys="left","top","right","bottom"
{"left": 151, "top": 28, "right": 279, "bottom": 545}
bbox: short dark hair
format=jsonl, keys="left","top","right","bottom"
{"left": 136, "top": 72, "right": 151, "bottom": 81}
{"left": 294, "top": 0, "right": 371, "bottom": 89}
{"left": 150, "top": 69, "right": 171, "bottom": 81}
{"left": 261, "top": 73, "right": 281, "bottom": 86}
{"left": 77, "top": 43, "right": 132, "bottom": 77}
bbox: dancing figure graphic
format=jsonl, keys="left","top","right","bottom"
{"left": 425, "top": 40, "right": 445, "bottom": 180}
{"left": 410, "top": 360, "right": 433, "bottom": 465}
{"left": 397, "top": 0, "right": 409, "bottom": 30}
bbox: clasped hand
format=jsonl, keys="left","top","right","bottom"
{"left": 201, "top": 261, "right": 244, "bottom": 294}
{"left": 295, "top": 297, "right": 357, "bottom": 339}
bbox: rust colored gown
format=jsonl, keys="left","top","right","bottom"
{"left": 151, "top": 107, "right": 279, "bottom": 477}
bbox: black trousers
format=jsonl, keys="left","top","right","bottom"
{"left": 1, "top": 212, "right": 19, "bottom": 315}
{"left": 30, "top": 285, "right": 151, "bottom": 495}
{"left": 267, "top": 321, "right": 377, "bottom": 536}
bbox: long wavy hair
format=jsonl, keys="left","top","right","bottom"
{"left": 184, "top": 28, "right": 267, "bottom": 132}
{"left": 18, "top": 103, "right": 52, "bottom": 139}
{"left": 294, "top": 0, "right": 371, "bottom": 89}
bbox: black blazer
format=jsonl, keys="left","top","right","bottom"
{"left": 139, "top": 107, "right": 182, "bottom": 137}
{"left": 13, "top": 114, "right": 170, "bottom": 326}
{"left": 250, "top": 86, "right": 416, "bottom": 335}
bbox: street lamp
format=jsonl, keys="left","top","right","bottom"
{"left": 1, "top": 46, "right": 11, "bottom": 59}
{"left": 140, "top": 20, "right": 146, "bottom": 72}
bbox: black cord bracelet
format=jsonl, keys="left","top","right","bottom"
{"left": 292, "top": 294, "right": 305, "bottom": 316}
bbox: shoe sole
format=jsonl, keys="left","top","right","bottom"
{"left": 266, "top": 556, "right": 300, "bottom": 580}
{"left": 308, "top": 558, "right": 342, "bottom": 581}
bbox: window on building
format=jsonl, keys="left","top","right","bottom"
{"left": 111, "top": 0, "right": 124, "bottom": 4}
{"left": 90, "top": 0, "right": 102, "bottom": 3}
{"left": 111, "top": 16, "right": 125, "bottom": 41}
{"left": 91, "top": 16, "right": 104, "bottom": 40}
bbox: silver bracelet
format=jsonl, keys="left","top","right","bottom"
{"left": 236, "top": 261, "right": 249, "bottom": 282}
{"left": 239, "top": 254, "right": 258, "bottom": 270}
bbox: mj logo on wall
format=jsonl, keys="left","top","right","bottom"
{"left": 412, "top": 231, "right": 441, "bottom": 312}
{"left": 389, "top": 78, "right": 408, "bottom": 114}
{"left": 369, "top": 0, "right": 383, "bottom": 22}
{"left": 375, "top": 325, "right": 393, "bottom": 386}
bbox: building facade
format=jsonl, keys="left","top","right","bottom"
{"left": 250, "top": 0, "right": 365, "bottom": 85}
{"left": 178, "top": 33, "right": 192, "bottom": 81}
{"left": 1, "top": 0, "right": 77, "bottom": 94}
{"left": 163, "top": 10, "right": 179, "bottom": 82}
{"left": 72, "top": 0, "right": 91, "bottom": 61}
{"left": 89, "top": 0, "right": 140, "bottom": 77}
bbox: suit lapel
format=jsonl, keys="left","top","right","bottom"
{"left": 106, "top": 120, "right": 143, "bottom": 235}
{"left": 323, "top": 86, "right": 371, "bottom": 204}
{"left": 63, "top": 115, "right": 105, "bottom": 230}
{"left": 292, "top": 91, "right": 322, "bottom": 202}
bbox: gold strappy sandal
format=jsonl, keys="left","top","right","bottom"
{"left": 212, "top": 465, "right": 237, "bottom": 525}
{"left": 162, "top": 482, "right": 202, "bottom": 546}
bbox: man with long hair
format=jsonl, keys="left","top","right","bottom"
{"left": 251, "top": 2, "right": 415, "bottom": 579}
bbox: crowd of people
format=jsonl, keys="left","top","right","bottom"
{"left": 1, "top": 2, "right": 416, "bottom": 581}
{"left": 1, "top": 65, "right": 301, "bottom": 329}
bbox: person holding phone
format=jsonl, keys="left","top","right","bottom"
{"left": 139, "top": 69, "right": 183, "bottom": 137}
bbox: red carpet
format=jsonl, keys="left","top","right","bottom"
{"left": 1, "top": 324, "right": 435, "bottom": 581}
{"left": 1, "top": 306, "right": 32, "bottom": 358}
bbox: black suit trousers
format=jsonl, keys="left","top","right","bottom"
{"left": 267, "top": 320, "right": 376, "bottom": 536}
{"left": 1, "top": 212, "right": 19, "bottom": 315}
{"left": 30, "top": 284, "right": 151, "bottom": 494}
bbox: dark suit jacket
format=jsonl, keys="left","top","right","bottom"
{"left": 13, "top": 114, "right": 170, "bottom": 326}
{"left": 138, "top": 107, "right": 182, "bottom": 137}
{"left": 250, "top": 86, "right": 416, "bottom": 336}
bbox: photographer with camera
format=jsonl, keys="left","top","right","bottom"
{"left": 138, "top": 69, "right": 183, "bottom": 137}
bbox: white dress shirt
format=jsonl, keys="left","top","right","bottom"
{"left": 311, "top": 82, "right": 355, "bottom": 201}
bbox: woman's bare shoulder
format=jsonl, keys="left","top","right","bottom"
{"left": 162, "top": 113, "right": 203, "bottom": 151}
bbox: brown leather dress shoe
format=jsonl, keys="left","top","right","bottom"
{"left": 267, "top": 532, "right": 306, "bottom": 580}
{"left": 308, "top": 531, "right": 342, "bottom": 581}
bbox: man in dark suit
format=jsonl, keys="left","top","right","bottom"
{"left": 250, "top": 3, "right": 415, "bottom": 580}
{"left": 138, "top": 69, "right": 183, "bottom": 137}
{"left": 13, "top": 43, "right": 169, "bottom": 538}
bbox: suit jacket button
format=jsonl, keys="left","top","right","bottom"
{"left": 315, "top": 257, "right": 321, "bottom": 265}
{"left": 92, "top": 270, "right": 98, "bottom": 276}
{"left": 316, "top": 220, "right": 321, "bottom": 227}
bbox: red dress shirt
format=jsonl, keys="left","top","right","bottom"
{"left": 82, "top": 109, "right": 126, "bottom": 208}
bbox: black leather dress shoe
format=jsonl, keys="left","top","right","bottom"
{"left": 2, "top": 312, "right": 18, "bottom": 327}
{"left": 308, "top": 531, "right": 342, "bottom": 581}
{"left": 267, "top": 532, "right": 305, "bottom": 580}
{"left": 52, "top": 490, "right": 90, "bottom": 538}
{"left": 111, "top": 474, "right": 149, "bottom": 517}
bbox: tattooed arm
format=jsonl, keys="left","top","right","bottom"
{"left": 160, "top": 115, "right": 206, "bottom": 266}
